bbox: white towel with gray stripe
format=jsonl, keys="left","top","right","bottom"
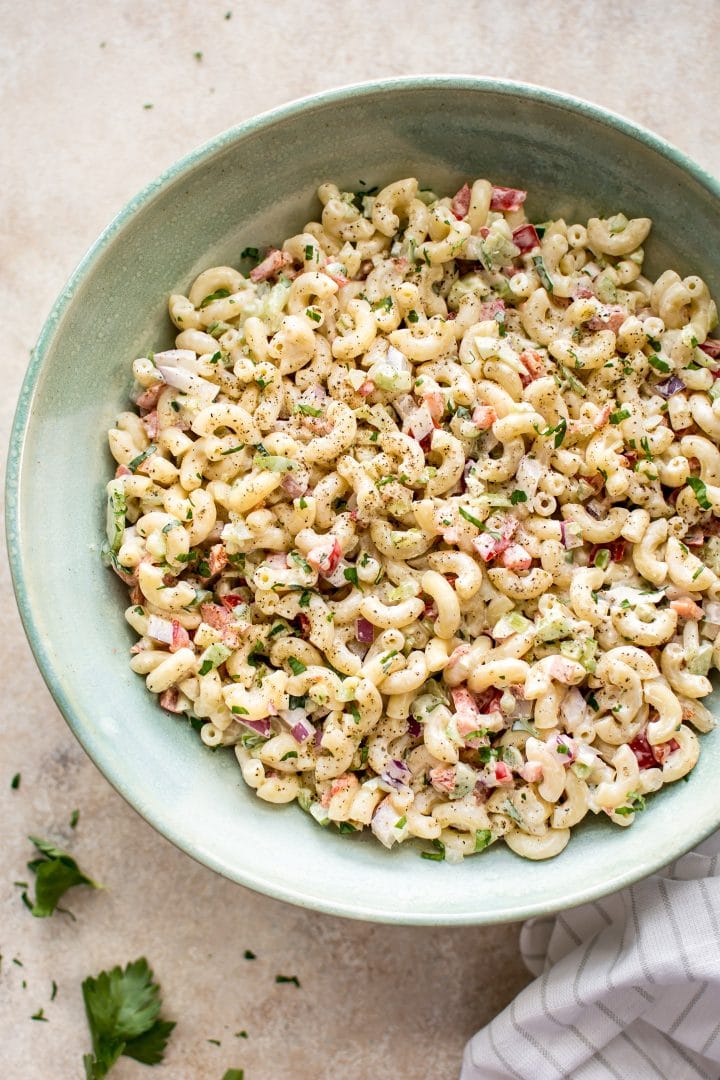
{"left": 461, "top": 832, "right": 720, "bottom": 1079}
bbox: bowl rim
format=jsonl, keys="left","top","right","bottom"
{"left": 7, "top": 75, "right": 720, "bottom": 925}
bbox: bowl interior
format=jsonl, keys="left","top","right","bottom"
{"left": 9, "top": 78, "right": 720, "bottom": 924}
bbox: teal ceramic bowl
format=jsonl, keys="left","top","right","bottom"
{"left": 8, "top": 77, "right": 720, "bottom": 924}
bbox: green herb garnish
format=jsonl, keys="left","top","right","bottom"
{"left": 199, "top": 288, "right": 231, "bottom": 308}
{"left": 25, "top": 836, "right": 102, "bottom": 918}
{"left": 421, "top": 838, "right": 446, "bottom": 862}
{"left": 474, "top": 830, "right": 493, "bottom": 852}
{"left": 532, "top": 254, "right": 553, "bottom": 292}
{"left": 127, "top": 445, "right": 156, "bottom": 473}
{"left": 687, "top": 476, "right": 711, "bottom": 510}
{"left": 81, "top": 958, "right": 175, "bottom": 1078}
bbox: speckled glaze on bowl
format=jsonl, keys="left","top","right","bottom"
{"left": 7, "top": 77, "right": 720, "bottom": 925}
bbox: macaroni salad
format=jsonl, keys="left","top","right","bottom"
{"left": 104, "top": 175, "right": 720, "bottom": 862}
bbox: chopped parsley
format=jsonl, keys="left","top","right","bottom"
{"left": 458, "top": 507, "right": 485, "bottom": 530}
{"left": 25, "top": 836, "right": 102, "bottom": 918}
{"left": 532, "top": 254, "right": 553, "bottom": 292}
{"left": 240, "top": 247, "right": 260, "bottom": 262}
{"left": 81, "top": 957, "right": 175, "bottom": 1077}
{"left": 648, "top": 354, "right": 671, "bottom": 374}
{"left": 343, "top": 566, "right": 359, "bottom": 587}
{"left": 615, "top": 792, "right": 646, "bottom": 816}
{"left": 199, "top": 288, "right": 231, "bottom": 308}
{"left": 536, "top": 418, "right": 567, "bottom": 448}
{"left": 594, "top": 549, "right": 611, "bottom": 570}
{"left": 421, "top": 838, "right": 445, "bottom": 861}
{"left": 474, "top": 830, "right": 493, "bottom": 852}
{"left": 687, "top": 476, "right": 711, "bottom": 510}
{"left": 407, "top": 309, "right": 419, "bottom": 323}
{"left": 510, "top": 489, "right": 527, "bottom": 505}
{"left": 127, "top": 444, "right": 156, "bottom": 473}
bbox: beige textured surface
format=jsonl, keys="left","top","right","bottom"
{"left": 2, "top": 2, "right": 720, "bottom": 1078}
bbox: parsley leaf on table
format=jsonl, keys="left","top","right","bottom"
{"left": 26, "top": 836, "right": 102, "bottom": 918}
{"left": 82, "top": 958, "right": 175, "bottom": 1078}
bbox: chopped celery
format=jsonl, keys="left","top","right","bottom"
{"left": 198, "top": 642, "right": 232, "bottom": 676}
{"left": 106, "top": 481, "right": 127, "bottom": 554}
{"left": 560, "top": 637, "right": 598, "bottom": 673}
{"left": 535, "top": 616, "right": 572, "bottom": 642}
{"left": 493, "top": 611, "right": 533, "bottom": 638}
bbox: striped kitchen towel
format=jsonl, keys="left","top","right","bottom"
{"left": 461, "top": 832, "right": 720, "bottom": 1079}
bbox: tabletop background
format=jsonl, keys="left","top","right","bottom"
{"left": 2, "top": 3, "right": 719, "bottom": 1078}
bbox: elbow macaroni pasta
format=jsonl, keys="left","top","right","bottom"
{"left": 103, "top": 175, "right": 719, "bottom": 863}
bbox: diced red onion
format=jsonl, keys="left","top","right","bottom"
{"left": 560, "top": 688, "right": 587, "bottom": 731}
{"left": 515, "top": 456, "right": 543, "bottom": 499}
{"left": 381, "top": 759, "right": 412, "bottom": 789}
{"left": 703, "top": 601, "right": 720, "bottom": 625}
{"left": 547, "top": 733, "right": 577, "bottom": 763}
{"left": 587, "top": 499, "right": 609, "bottom": 519}
{"left": 153, "top": 349, "right": 198, "bottom": 370}
{"left": 407, "top": 717, "right": 422, "bottom": 738}
{"left": 700, "top": 338, "right": 720, "bottom": 359}
{"left": 394, "top": 394, "right": 417, "bottom": 420}
{"left": 356, "top": 618, "right": 375, "bottom": 643}
{"left": 290, "top": 717, "right": 315, "bottom": 744}
{"left": 655, "top": 376, "right": 686, "bottom": 398}
{"left": 560, "top": 521, "right": 584, "bottom": 550}
{"left": 237, "top": 717, "right": 272, "bottom": 738}
{"left": 406, "top": 404, "right": 435, "bottom": 443}
{"left": 386, "top": 345, "right": 410, "bottom": 370}
{"left": 146, "top": 614, "right": 174, "bottom": 645}
{"left": 155, "top": 365, "right": 219, "bottom": 403}
{"left": 371, "top": 798, "right": 403, "bottom": 848}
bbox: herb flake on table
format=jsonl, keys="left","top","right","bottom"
{"left": 275, "top": 974, "right": 301, "bottom": 987}
{"left": 82, "top": 957, "right": 175, "bottom": 1078}
{"left": 243, "top": 950, "right": 256, "bottom": 960}
{"left": 11, "top": 772, "right": 21, "bottom": 789}
{"left": 25, "top": 836, "right": 102, "bottom": 918}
